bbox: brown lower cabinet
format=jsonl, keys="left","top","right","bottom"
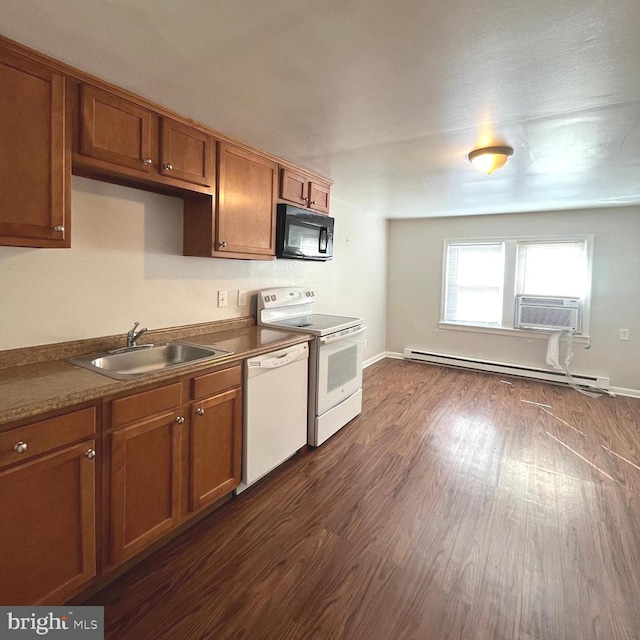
{"left": 0, "top": 415, "right": 97, "bottom": 605}
{"left": 109, "top": 409, "right": 183, "bottom": 566}
{"left": 0, "top": 362, "right": 244, "bottom": 604}
{"left": 190, "top": 387, "right": 242, "bottom": 510}
{"left": 104, "top": 364, "right": 243, "bottom": 572}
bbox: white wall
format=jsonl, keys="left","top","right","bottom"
{"left": 387, "top": 207, "right": 640, "bottom": 391}
{"left": 0, "top": 177, "right": 387, "bottom": 362}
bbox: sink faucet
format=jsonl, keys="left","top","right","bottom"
{"left": 126, "top": 322, "right": 148, "bottom": 348}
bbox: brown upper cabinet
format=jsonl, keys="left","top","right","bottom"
{"left": 0, "top": 48, "right": 69, "bottom": 248}
{"left": 218, "top": 144, "right": 278, "bottom": 255}
{"left": 184, "top": 143, "right": 278, "bottom": 260}
{"left": 0, "top": 35, "right": 331, "bottom": 253}
{"left": 81, "top": 85, "right": 153, "bottom": 173}
{"left": 77, "top": 85, "right": 214, "bottom": 192}
{"left": 160, "top": 118, "right": 214, "bottom": 187}
{"left": 279, "top": 167, "right": 331, "bottom": 214}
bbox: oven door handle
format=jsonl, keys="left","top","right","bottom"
{"left": 319, "top": 325, "right": 367, "bottom": 345}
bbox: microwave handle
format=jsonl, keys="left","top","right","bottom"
{"left": 319, "top": 227, "right": 328, "bottom": 253}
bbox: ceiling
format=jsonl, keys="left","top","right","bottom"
{"left": 2, "top": 0, "right": 640, "bottom": 218}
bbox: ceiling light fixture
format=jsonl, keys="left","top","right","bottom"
{"left": 468, "top": 145, "right": 514, "bottom": 174}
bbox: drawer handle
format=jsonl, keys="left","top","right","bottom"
{"left": 14, "top": 442, "right": 28, "bottom": 454}
{"left": 196, "top": 408, "right": 205, "bottom": 416}
{"left": 176, "top": 416, "right": 185, "bottom": 424}
{"left": 85, "top": 449, "right": 96, "bottom": 460}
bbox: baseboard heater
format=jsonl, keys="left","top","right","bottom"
{"left": 403, "top": 348, "right": 610, "bottom": 391}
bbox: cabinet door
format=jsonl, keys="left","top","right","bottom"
{"left": 81, "top": 85, "right": 153, "bottom": 172}
{"left": 0, "top": 50, "right": 68, "bottom": 247}
{"left": 160, "top": 118, "right": 214, "bottom": 187}
{"left": 217, "top": 143, "right": 277, "bottom": 255}
{"left": 309, "top": 181, "right": 331, "bottom": 214}
{"left": 190, "top": 388, "right": 242, "bottom": 510}
{"left": 280, "top": 167, "right": 309, "bottom": 206}
{"left": 110, "top": 411, "right": 182, "bottom": 566}
{"left": 0, "top": 441, "right": 96, "bottom": 605}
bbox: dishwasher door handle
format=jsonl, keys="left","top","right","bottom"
{"left": 247, "top": 343, "right": 308, "bottom": 370}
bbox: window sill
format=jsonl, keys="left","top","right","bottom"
{"left": 438, "top": 322, "right": 591, "bottom": 345}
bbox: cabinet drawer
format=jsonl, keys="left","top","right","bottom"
{"left": 0, "top": 407, "right": 96, "bottom": 469}
{"left": 111, "top": 382, "right": 183, "bottom": 428}
{"left": 192, "top": 365, "right": 242, "bottom": 401}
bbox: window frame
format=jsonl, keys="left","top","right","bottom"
{"left": 440, "top": 234, "right": 594, "bottom": 340}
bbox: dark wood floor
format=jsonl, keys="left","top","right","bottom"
{"left": 88, "top": 359, "right": 640, "bottom": 640}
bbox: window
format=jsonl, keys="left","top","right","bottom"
{"left": 444, "top": 243, "right": 504, "bottom": 325}
{"left": 516, "top": 241, "right": 588, "bottom": 298}
{"left": 442, "top": 236, "right": 592, "bottom": 334}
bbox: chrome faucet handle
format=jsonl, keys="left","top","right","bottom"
{"left": 126, "top": 322, "right": 148, "bottom": 347}
{"left": 126, "top": 322, "right": 140, "bottom": 345}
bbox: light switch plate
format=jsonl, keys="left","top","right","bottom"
{"left": 238, "top": 290, "right": 247, "bottom": 306}
{"left": 218, "top": 290, "right": 228, "bottom": 308}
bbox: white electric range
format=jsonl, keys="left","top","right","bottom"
{"left": 258, "top": 287, "right": 366, "bottom": 446}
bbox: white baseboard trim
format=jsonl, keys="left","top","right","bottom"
{"left": 364, "top": 353, "right": 640, "bottom": 399}
{"left": 363, "top": 352, "right": 387, "bottom": 368}
{"left": 609, "top": 386, "right": 640, "bottom": 399}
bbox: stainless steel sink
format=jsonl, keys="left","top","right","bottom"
{"left": 69, "top": 342, "right": 231, "bottom": 380}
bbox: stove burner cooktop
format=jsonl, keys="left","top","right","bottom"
{"left": 266, "top": 314, "right": 361, "bottom": 336}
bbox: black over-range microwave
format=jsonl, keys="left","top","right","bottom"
{"left": 276, "top": 204, "right": 334, "bottom": 261}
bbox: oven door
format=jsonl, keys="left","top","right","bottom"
{"left": 316, "top": 326, "right": 365, "bottom": 415}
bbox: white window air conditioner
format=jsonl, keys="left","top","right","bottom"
{"left": 514, "top": 295, "right": 582, "bottom": 333}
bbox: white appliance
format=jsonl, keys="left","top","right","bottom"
{"left": 258, "top": 287, "right": 366, "bottom": 446}
{"left": 515, "top": 295, "right": 582, "bottom": 332}
{"left": 237, "top": 342, "right": 309, "bottom": 493}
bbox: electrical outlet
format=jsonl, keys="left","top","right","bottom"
{"left": 619, "top": 328, "right": 630, "bottom": 341}
{"left": 238, "top": 289, "right": 247, "bottom": 306}
{"left": 363, "top": 338, "right": 368, "bottom": 349}
{"left": 218, "top": 290, "right": 228, "bottom": 308}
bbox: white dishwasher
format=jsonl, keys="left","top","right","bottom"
{"left": 236, "top": 342, "right": 309, "bottom": 493}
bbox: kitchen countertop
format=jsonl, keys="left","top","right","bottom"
{"left": 0, "top": 322, "right": 312, "bottom": 429}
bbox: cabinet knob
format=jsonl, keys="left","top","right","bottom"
{"left": 311, "top": 201, "right": 316, "bottom": 205}
{"left": 196, "top": 408, "right": 205, "bottom": 416}
{"left": 84, "top": 449, "right": 96, "bottom": 460}
{"left": 218, "top": 241, "right": 227, "bottom": 248}
{"left": 13, "top": 442, "right": 28, "bottom": 454}
{"left": 176, "top": 416, "right": 185, "bottom": 424}
{"left": 302, "top": 197, "right": 309, "bottom": 202}
{"left": 54, "top": 225, "right": 65, "bottom": 233}
{"left": 163, "top": 163, "right": 173, "bottom": 171}
{"left": 143, "top": 158, "right": 153, "bottom": 166}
